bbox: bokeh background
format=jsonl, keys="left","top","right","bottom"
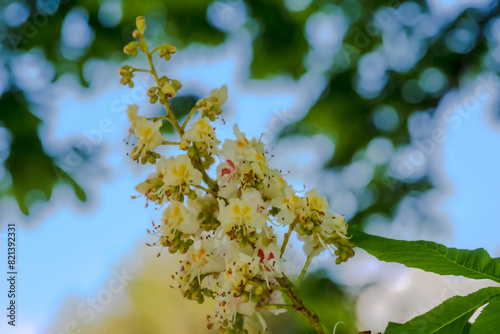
{"left": 0, "top": 0, "right": 499, "bottom": 333}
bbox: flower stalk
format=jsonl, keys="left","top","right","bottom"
{"left": 120, "top": 16, "right": 355, "bottom": 334}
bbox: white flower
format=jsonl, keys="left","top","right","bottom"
{"left": 221, "top": 124, "right": 265, "bottom": 163}
{"left": 261, "top": 167, "right": 287, "bottom": 200}
{"left": 207, "top": 293, "right": 256, "bottom": 331}
{"left": 270, "top": 185, "right": 301, "bottom": 226}
{"left": 216, "top": 159, "right": 241, "bottom": 198}
{"left": 195, "top": 85, "right": 228, "bottom": 120}
{"left": 181, "top": 117, "right": 220, "bottom": 154}
{"left": 127, "top": 105, "right": 164, "bottom": 162}
{"left": 175, "top": 239, "right": 225, "bottom": 285}
{"left": 218, "top": 189, "right": 267, "bottom": 235}
{"left": 161, "top": 154, "right": 203, "bottom": 188}
{"left": 209, "top": 85, "right": 227, "bottom": 107}
{"left": 161, "top": 201, "right": 200, "bottom": 240}
{"left": 253, "top": 238, "right": 282, "bottom": 283}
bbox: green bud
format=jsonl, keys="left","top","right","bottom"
{"left": 149, "top": 95, "right": 158, "bottom": 104}
{"left": 123, "top": 42, "right": 137, "bottom": 54}
{"left": 197, "top": 295, "right": 204, "bottom": 304}
{"left": 297, "top": 226, "right": 306, "bottom": 235}
{"left": 313, "top": 225, "right": 322, "bottom": 233}
{"left": 136, "top": 16, "right": 146, "bottom": 32}
{"left": 132, "top": 29, "right": 141, "bottom": 38}
{"left": 247, "top": 233, "right": 257, "bottom": 243}
{"left": 188, "top": 190, "right": 197, "bottom": 200}
{"left": 147, "top": 154, "right": 156, "bottom": 164}
{"left": 187, "top": 146, "right": 196, "bottom": 158}
{"left": 304, "top": 221, "right": 314, "bottom": 231}
{"left": 254, "top": 285, "right": 264, "bottom": 296}
{"left": 168, "top": 245, "right": 177, "bottom": 254}
{"left": 171, "top": 79, "right": 182, "bottom": 91}
{"left": 250, "top": 294, "right": 260, "bottom": 303}
{"left": 147, "top": 87, "right": 157, "bottom": 97}
{"left": 240, "top": 292, "right": 249, "bottom": 302}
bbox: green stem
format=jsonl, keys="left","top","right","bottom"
{"left": 162, "top": 141, "right": 181, "bottom": 145}
{"left": 147, "top": 116, "right": 168, "bottom": 121}
{"left": 192, "top": 184, "right": 217, "bottom": 197}
{"left": 280, "top": 219, "right": 298, "bottom": 257}
{"left": 296, "top": 247, "right": 318, "bottom": 287}
{"left": 181, "top": 107, "right": 198, "bottom": 131}
{"left": 131, "top": 68, "right": 151, "bottom": 73}
{"left": 139, "top": 32, "right": 219, "bottom": 198}
{"left": 258, "top": 304, "right": 294, "bottom": 310}
{"left": 277, "top": 274, "right": 326, "bottom": 334}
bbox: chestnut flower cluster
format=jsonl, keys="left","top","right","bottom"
{"left": 122, "top": 16, "right": 354, "bottom": 334}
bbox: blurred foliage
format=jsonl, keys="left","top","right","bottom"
{"left": 1, "top": 0, "right": 498, "bottom": 222}
{"left": 269, "top": 270, "right": 357, "bottom": 334}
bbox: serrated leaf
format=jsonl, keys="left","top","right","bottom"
{"left": 385, "top": 287, "right": 500, "bottom": 334}
{"left": 470, "top": 295, "right": 500, "bottom": 334}
{"left": 350, "top": 228, "right": 500, "bottom": 284}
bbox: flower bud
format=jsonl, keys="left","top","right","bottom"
{"left": 160, "top": 82, "right": 176, "bottom": 98}
{"left": 250, "top": 294, "right": 260, "bottom": 303}
{"left": 188, "top": 190, "right": 197, "bottom": 200}
{"left": 123, "top": 41, "right": 137, "bottom": 54}
{"left": 166, "top": 44, "right": 176, "bottom": 53}
{"left": 171, "top": 79, "right": 182, "bottom": 91}
{"left": 149, "top": 95, "right": 158, "bottom": 104}
{"left": 132, "top": 29, "right": 141, "bottom": 38}
{"left": 136, "top": 16, "right": 146, "bottom": 32}
{"left": 244, "top": 281, "right": 255, "bottom": 293}
{"left": 254, "top": 285, "right": 265, "bottom": 296}
{"left": 147, "top": 87, "right": 157, "bottom": 97}
{"left": 240, "top": 292, "right": 249, "bottom": 302}
{"left": 304, "top": 221, "right": 314, "bottom": 231}
{"left": 119, "top": 65, "right": 130, "bottom": 76}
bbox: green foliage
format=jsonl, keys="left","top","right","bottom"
{"left": 2, "top": 0, "right": 498, "bottom": 221}
{"left": 351, "top": 227, "right": 500, "bottom": 333}
{"left": 384, "top": 287, "right": 500, "bottom": 334}
{"left": 0, "top": 92, "right": 86, "bottom": 214}
{"left": 350, "top": 228, "right": 500, "bottom": 284}
{"left": 470, "top": 296, "right": 500, "bottom": 334}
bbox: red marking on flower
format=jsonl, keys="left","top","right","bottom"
{"left": 258, "top": 248, "right": 265, "bottom": 263}
{"left": 227, "top": 159, "right": 235, "bottom": 169}
{"left": 221, "top": 168, "right": 231, "bottom": 176}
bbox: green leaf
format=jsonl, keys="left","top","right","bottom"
{"left": 462, "top": 323, "right": 472, "bottom": 334}
{"left": 350, "top": 228, "right": 500, "bottom": 284}
{"left": 470, "top": 295, "right": 500, "bottom": 334}
{"left": 385, "top": 287, "right": 500, "bottom": 334}
{"left": 385, "top": 322, "right": 403, "bottom": 330}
